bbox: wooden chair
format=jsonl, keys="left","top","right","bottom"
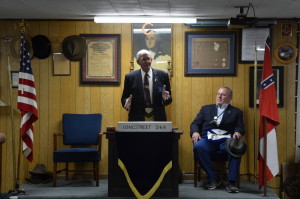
{"left": 53, "top": 113, "right": 102, "bottom": 187}
{"left": 193, "top": 150, "right": 240, "bottom": 187}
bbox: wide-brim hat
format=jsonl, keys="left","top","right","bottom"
{"left": 29, "top": 163, "right": 47, "bottom": 174}
{"left": 10, "top": 34, "right": 34, "bottom": 58}
{"left": 32, "top": 35, "right": 51, "bottom": 59}
{"left": 62, "top": 35, "right": 86, "bottom": 61}
{"left": 25, "top": 177, "right": 50, "bottom": 184}
{"left": 26, "top": 163, "right": 52, "bottom": 184}
{"left": 226, "top": 138, "right": 247, "bottom": 158}
{"left": 26, "top": 172, "right": 52, "bottom": 184}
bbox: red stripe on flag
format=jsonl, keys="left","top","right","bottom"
{"left": 17, "top": 102, "right": 38, "bottom": 116}
{"left": 18, "top": 78, "right": 35, "bottom": 87}
{"left": 17, "top": 91, "right": 37, "bottom": 101}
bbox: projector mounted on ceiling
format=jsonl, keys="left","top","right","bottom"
{"left": 228, "top": 17, "right": 257, "bottom": 26}
{"left": 188, "top": 3, "right": 276, "bottom": 29}
{"left": 228, "top": 4, "right": 257, "bottom": 27}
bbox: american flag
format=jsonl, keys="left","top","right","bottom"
{"left": 258, "top": 36, "right": 280, "bottom": 189}
{"left": 17, "top": 33, "right": 38, "bottom": 162}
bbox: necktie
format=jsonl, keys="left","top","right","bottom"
{"left": 144, "top": 73, "right": 151, "bottom": 107}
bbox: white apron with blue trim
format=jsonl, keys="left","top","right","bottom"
{"left": 205, "top": 129, "right": 232, "bottom": 143}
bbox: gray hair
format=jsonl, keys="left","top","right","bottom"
{"left": 220, "top": 86, "right": 233, "bottom": 97}
{"left": 136, "top": 49, "right": 152, "bottom": 60}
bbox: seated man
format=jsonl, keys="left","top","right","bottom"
{"left": 0, "top": 132, "right": 5, "bottom": 144}
{"left": 190, "top": 87, "right": 245, "bottom": 193}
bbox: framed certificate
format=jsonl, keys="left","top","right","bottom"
{"left": 240, "top": 28, "right": 270, "bottom": 64}
{"left": 80, "top": 34, "right": 121, "bottom": 85}
{"left": 185, "top": 31, "right": 237, "bottom": 76}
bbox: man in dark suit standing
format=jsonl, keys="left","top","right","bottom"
{"left": 190, "top": 87, "right": 245, "bottom": 193}
{"left": 121, "top": 49, "right": 172, "bottom": 121}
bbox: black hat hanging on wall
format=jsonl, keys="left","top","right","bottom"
{"left": 32, "top": 35, "right": 52, "bottom": 59}
{"left": 62, "top": 35, "right": 86, "bottom": 61}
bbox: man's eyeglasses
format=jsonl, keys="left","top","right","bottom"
{"left": 139, "top": 57, "right": 151, "bottom": 61}
{"left": 216, "top": 93, "right": 228, "bottom": 97}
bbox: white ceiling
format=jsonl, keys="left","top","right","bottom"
{"left": 0, "top": 0, "right": 299, "bottom": 20}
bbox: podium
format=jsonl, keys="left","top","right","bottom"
{"left": 105, "top": 125, "right": 182, "bottom": 198}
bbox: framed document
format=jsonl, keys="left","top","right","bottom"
{"left": 11, "top": 71, "right": 19, "bottom": 88}
{"left": 53, "top": 52, "right": 71, "bottom": 76}
{"left": 185, "top": 31, "right": 237, "bottom": 76}
{"left": 80, "top": 34, "right": 121, "bottom": 85}
{"left": 240, "top": 28, "right": 270, "bottom": 63}
{"left": 249, "top": 66, "right": 284, "bottom": 107}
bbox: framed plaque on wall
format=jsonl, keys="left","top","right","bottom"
{"left": 240, "top": 28, "right": 270, "bottom": 64}
{"left": 185, "top": 31, "right": 237, "bottom": 76}
{"left": 80, "top": 34, "right": 121, "bottom": 85}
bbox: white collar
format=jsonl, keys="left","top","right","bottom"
{"left": 141, "top": 68, "right": 152, "bottom": 78}
{"left": 216, "top": 104, "right": 228, "bottom": 109}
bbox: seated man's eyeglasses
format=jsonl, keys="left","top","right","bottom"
{"left": 217, "top": 93, "right": 228, "bottom": 97}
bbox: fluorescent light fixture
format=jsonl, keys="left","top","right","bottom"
{"left": 94, "top": 16, "right": 196, "bottom": 24}
{"left": 133, "top": 28, "right": 171, "bottom": 34}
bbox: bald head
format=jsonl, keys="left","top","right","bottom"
{"left": 136, "top": 49, "right": 153, "bottom": 72}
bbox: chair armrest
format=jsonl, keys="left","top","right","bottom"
{"left": 53, "top": 132, "right": 64, "bottom": 151}
{"left": 97, "top": 133, "right": 102, "bottom": 151}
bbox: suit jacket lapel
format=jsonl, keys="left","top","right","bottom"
{"left": 220, "top": 104, "right": 231, "bottom": 124}
{"left": 152, "top": 69, "right": 158, "bottom": 101}
{"left": 136, "top": 69, "right": 143, "bottom": 98}
{"left": 212, "top": 105, "right": 217, "bottom": 119}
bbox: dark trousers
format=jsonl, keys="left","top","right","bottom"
{"left": 193, "top": 138, "right": 241, "bottom": 182}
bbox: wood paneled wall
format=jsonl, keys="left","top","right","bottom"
{"left": 0, "top": 20, "right": 297, "bottom": 197}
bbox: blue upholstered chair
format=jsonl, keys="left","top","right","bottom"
{"left": 53, "top": 113, "right": 102, "bottom": 187}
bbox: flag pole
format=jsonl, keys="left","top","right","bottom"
{"left": 7, "top": 55, "right": 27, "bottom": 196}
{"left": 263, "top": 117, "right": 267, "bottom": 196}
{"left": 8, "top": 20, "right": 29, "bottom": 196}
{"left": 253, "top": 42, "right": 258, "bottom": 184}
{"left": 7, "top": 55, "right": 17, "bottom": 191}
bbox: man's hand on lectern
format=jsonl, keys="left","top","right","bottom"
{"left": 124, "top": 94, "right": 132, "bottom": 111}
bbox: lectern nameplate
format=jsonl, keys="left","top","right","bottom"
{"left": 117, "top": 121, "right": 172, "bottom": 132}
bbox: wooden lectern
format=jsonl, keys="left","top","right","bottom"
{"left": 105, "top": 122, "right": 182, "bottom": 197}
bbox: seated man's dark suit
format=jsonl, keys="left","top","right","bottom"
{"left": 190, "top": 104, "right": 245, "bottom": 183}
{"left": 121, "top": 68, "right": 172, "bottom": 121}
